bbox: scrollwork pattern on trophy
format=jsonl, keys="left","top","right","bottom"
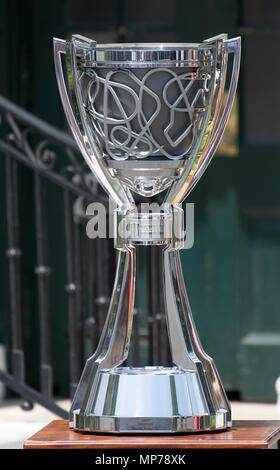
{"left": 80, "top": 67, "right": 210, "bottom": 161}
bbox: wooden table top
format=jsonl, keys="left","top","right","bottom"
{"left": 23, "top": 419, "right": 280, "bottom": 449}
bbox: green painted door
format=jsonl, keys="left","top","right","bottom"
{"left": 178, "top": 0, "right": 280, "bottom": 402}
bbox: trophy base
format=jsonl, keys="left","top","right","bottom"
{"left": 71, "top": 366, "right": 230, "bottom": 433}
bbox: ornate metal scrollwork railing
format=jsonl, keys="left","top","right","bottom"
{"left": 0, "top": 95, "right": 115, "bottom": 417}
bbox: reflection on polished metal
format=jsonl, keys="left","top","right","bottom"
{"left": 53, "top": 33, "right": 241, "bottom": 433}
{"left": 74, "top": 367, "right": 228, "bottom": 432}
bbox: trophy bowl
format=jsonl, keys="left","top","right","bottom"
{"left": 53, "top": 33, "right": 241, "bottom": 433}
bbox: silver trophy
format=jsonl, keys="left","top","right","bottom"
{"left": 53, "top": 33, "right": 240, "bottom": 433}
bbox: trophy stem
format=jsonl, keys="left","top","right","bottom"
{"left": 69, "top": 244, "right": 136, "bottom": 428}
{"left": 68, "top": 207, "right": 230, "bottom": 433}
{"left": 163, "top": 247, "right": 231, "bottom": 428}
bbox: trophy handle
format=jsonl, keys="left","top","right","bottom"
{"left": 53, "top": 38, "right": 134, "bottom": 212}
{"left": 190, "top": 36, "right": 241, "bottom": 194}
{"left": 165, "top": 36, "right": 241, "bottom": 206}
{"left": 69, "top": 244, "right": 136, "bottom": 427}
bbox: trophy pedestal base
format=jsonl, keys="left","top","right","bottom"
{"left": 72, "top": 413, "right": 228, "bottom": 434}
{"left": 71, "top": 366, "right": 229, "bottom": 433}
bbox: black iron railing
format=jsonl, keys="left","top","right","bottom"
{"left": 0, "top": 95, "right": 168, "bottom": 418}
{"left": 0, "top": 95, "right": 111, "bottom": 417}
